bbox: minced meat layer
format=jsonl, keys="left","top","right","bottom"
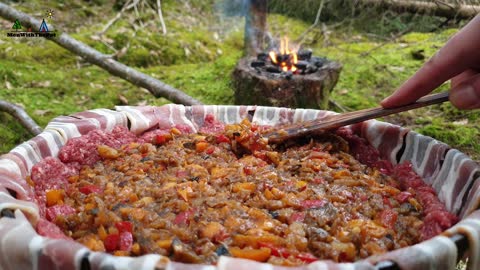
{"left": 32, "top": 119, "right": 455, "bottom": 266}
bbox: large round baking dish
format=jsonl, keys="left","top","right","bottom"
{"left": 0, "top": 104, "right": 479, "bottom": 270}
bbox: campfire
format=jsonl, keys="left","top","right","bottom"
{"left": 233, "top": 36, "right": 342, "bottom": 109}
{"left": 251, "top": 37, "right": 326, "bottom": 77}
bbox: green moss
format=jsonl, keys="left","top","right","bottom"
{"left": 416, "top": 118, "right": 480, "bottom": 159}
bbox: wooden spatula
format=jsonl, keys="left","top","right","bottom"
{"left": 265, "top": 91, "right": 450, "bottom": 144}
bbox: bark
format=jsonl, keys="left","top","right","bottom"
{"left": 359, "top": 0, "right": 480, "bottom": 20}
{"left": 0, "top": 2, "right": 202, "bottom": 106}
{"left": 244, "top": 0, "right": 268, "bottom": 56}
{"left": 0, "top": 100, "right": 42, "bottom": 136}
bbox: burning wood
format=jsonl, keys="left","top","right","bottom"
{"left": 250, "top": 37, "right": 328, "bottom": 76}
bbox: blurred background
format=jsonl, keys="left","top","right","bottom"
{"left": 0, "top": 0, "right": 478, "bottom": 161}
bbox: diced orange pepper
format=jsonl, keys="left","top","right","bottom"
{"left": 97, "top": 145, "right": 120, "bottom": 159}
{"left": 295, "top": 181, "right": 307, "bottom": 190}
{"left": 195, "top": 141, "right": 209, "bottom": 152}
{"left": 131, "top": 243, "right": 141, "bottom": 255}
{"left": 200, "top": 222, "right": 225, "bottom": 240}
{"left": 333, "top": 170, "right": 351, "bottom": 179}
{"left": 98, "top": 225, "right": 108, "bottom": 241}
{"left": 229, "top": 247, "right": 271, "bottom": 262}
{"left": 129, "top": 193, "right": 138, "bottom": 203}
{"left": 156, "top": 239, "right": 173, "bottom": 251}
{"left": 264, "top": 189, "right": 274, "bottom": 200}
{"left": 170, "top": 127, "right": 182, "bottom": 135}
{"left": 113, "top": 250, "right": 129, "bottom": 256}
{"left": 177, "top": 188, "right": 189, "bottom": 202}
{"left": 68, "top": 175, "right": 79, "bottom": 183}
{"left": 46, "top": 189, "right": 64, "bottom": 207}
{"left": 233, "top": 182, "right": 256, "bottom": 192}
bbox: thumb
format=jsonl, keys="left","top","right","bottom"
{"left": 449, "top": 73, "right": 480, "bottom": 109}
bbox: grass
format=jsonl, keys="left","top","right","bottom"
{"left": 0, "top": 1, "right": 478, "bottom": 161}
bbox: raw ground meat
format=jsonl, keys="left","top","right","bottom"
{"left": 58, "top": 126, "right": 136, "bottom": 166}
{"left": 336, "top": 127, "right": 458, "bottom": 240}
{"left": 199, "top": 114, "right": 225, "bottom": 134}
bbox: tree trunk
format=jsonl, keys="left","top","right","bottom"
{"left": 359, "top": 0, "right": 480, "bottom": 20}
{"left": 244, "top": 0, "right": 268, "bottom": 57}
{"left": 233, "top": 58, "right": 342, "bottom": 109}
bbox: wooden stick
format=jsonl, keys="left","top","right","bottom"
{"left": 156, "top": 0, "right": 167, "bottom": 35}
{"left": 266, "top": 92, "right": 450, "bottom": 144}
{"left": 0, "top": 100, "right": 42, "bottom": 136}
{"left": 0, "top": 2, "right": 202, "bottom": 106}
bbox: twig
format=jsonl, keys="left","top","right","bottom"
{"left": 99, "top": 0, "right": 132, "bottom": 35}
{"left": 156, "top": 0, "right": 167, "bottom": 35}
{"left": 360, "top": 26, "right": 412, "bottom": 57}
{"left": 328, "top": 99, "right": 349, "bottom": 112}
{"left": 0, "top": 100, "right": 42, "bottom": 136}
{"left": 0, "top": 2, "right": 202, "bottom": 106}
{"left": 295, "top": 0, "right": 326, "bottom": 45}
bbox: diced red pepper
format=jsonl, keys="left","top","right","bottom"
{"left": 258, "top": 242, "right": 290, "bottom": 258}
{"left": 301, "top": 199, "right": 327, "bottom": 209}
{"left": 154, "top": 134, "right": 167, "bottom": 144}
{"left": 258, "top": 242, "right": 318, "bottom": 263}
{"left": 174, "top": 209, "right": 194, "bottom": 226}
{"left": 289, "top": 212, "right": 306, "bottom": 223}
{"left": 358, "top": 193, "right": 368, "bottom": 202}
{"left": 383, "top": 196, "right": 392, "bottom": 208}
{"left": 176, "top": 170, "right": 188, "bottom": 178}
{"left": 253, "top": 151, "right": 268, "bottom": 162}
{"left": 115, "top": 221, "right": 133, "bottom": 233}
{"left": 119, "top": 231, "right": 133, "bottom": 251}
{"left": 79, "top": 185, "right": 103, "bottom": 195}
{"left": 104, "top": 234, "right": 120, "bottom": 252}
{"left": 396, "top": 191, "right": 413, "bottom": 203}
{"left": 215, "top": 134, "right": 230, "bottom": 144}
{"left": 243, "top": 166, "right": 254, "bottom": 175}
{"left": 378, "top": 209, "right": 398, "bottom": 229}
{"left": 296, "top": 252, "right": 318, "bottom": 263}
{"left": 206, "top": 146, "right": 215, "bottom": 155}
{"left": 313, "top": 178, "right": 325, "bottom": 184}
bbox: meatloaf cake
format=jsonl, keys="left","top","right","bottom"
{"left": 29, "top": 115, "right": 457, "bottom": 266}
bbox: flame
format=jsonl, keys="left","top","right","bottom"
{"left": 268, "top": 37, "right": 298, "bottom": 72}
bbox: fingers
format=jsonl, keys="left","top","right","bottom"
{"left": 450, "top": 73, "right": 480, "bottom": 109}
{"left": 381, "top": 33, "right": 470, "bottom": 108}
{"left": 451, "top": 69, "right": 478, "bottom": 89}
{"left": 381, "top": 15, "right": 480, "bottom": 108}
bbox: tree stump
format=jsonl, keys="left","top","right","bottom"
{"left": 232, "top": 57, "right": 342, "bottom": 109}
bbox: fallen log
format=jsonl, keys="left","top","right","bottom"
{"left": 0, "top": 100, "right": 42, "bottom": 136}
{"left": 0, "top": 2, "right": 202, "bottom": 106}
{"left": 359, "top": 0, "right": 480, "bottom": 20}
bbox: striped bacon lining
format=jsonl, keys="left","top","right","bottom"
{"left": 0, "top": 105, "right": 478, "bottom": 270}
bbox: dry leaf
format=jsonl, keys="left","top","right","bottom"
{"left": 118, "top": 94, "right": 129, "bottom": 105}
{"left": 34, "top": 109, "right": 51, "bottom": 116}
{"left": 5, "top": 81, "right": 12, "bottom": 90}
{"left": 453, "top": 119, "right": 468, "bottom": 125}
{"left": 136, "top": 100, "right": 148, "bottom": 106}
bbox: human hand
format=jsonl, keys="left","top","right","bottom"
{"left": 381, "top": 14, "right": 480, "bottom": 110}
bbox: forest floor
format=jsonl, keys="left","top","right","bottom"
{"left": 0, "top": 0, "right": 478, "bottom": 162}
